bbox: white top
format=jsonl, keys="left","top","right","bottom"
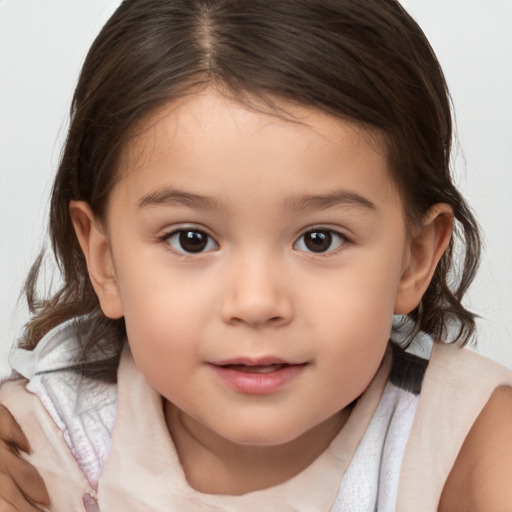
{"left": 3, "top": 318, "right": 512, "bottom": 511}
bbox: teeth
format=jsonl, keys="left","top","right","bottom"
{"left": 227, "top": 364, "right": 286, "bottom": 373}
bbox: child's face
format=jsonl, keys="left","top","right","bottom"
{"left": 91, "top": 91, "right": 416, "bottom": 446}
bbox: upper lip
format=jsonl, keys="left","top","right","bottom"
{"left": 209, "top": 357, "right": 301, "bottom": 366}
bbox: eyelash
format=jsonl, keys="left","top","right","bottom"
{"left": 160, "top": 227, "right": 219, "bottom": 255}
{"left": 159, "top": 226, "right": 349, "bottom": 256}
{"left": 293, "top": 228, "right": 348, "bottom": 255}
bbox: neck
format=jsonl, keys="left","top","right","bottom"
{"left": 164, "top": 401, "right": 351, "bottom": 495}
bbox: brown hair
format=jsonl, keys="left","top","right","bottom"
{"left": 22, "top": 0, "right": 480, "bottom": 360}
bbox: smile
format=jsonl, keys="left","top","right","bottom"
{"left": 222, "top": 363, "right": 288, "bottom": 374}
{"left": 208, "top": 358, "right": 307, "bottom": 394}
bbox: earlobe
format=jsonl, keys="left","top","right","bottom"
{"left": 69, "top": 201, "right": 124, "bottom": 319}
{"left": 394, "top": 204, "right": 453, "bottom": 315}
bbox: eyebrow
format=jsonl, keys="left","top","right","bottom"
{"left": 138, "top": 188, "right": 222, "bottom": 210}
{"left": 137, "top": 187, "right": 377, "bottom": 213}
{"left": 284, "top": 189, "right": 377, "bottom": 212}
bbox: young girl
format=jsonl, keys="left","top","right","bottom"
{"left": 1, "top": 0, "right": 512, "bottom": 510}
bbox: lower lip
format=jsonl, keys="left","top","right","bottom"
{"left": 210, "top": 364, "right": 306, "bottom": 394}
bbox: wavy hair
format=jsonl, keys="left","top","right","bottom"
{"left": 23, "top": 0, "right": 480, "bottom": 361}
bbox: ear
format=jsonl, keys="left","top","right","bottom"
{"left": 69, "top": 200, "right": 124, "bottom": 319}
{"left": 394, "top": 204, "right": 453, "bottom": 315}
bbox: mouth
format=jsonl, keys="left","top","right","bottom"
{"left": 208, "top": 358, "right": 307, "bottom": 394}
{"left": 219, "top": 363, "right": 292, "bottom": 374}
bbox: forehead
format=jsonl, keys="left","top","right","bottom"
{"left": 122, "top": 90, "right": 387, "bottom": 169}
{"left": 112, "top": 90, "right": 401, "bottom": 216}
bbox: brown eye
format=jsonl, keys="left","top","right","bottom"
{"left": 167, "top": 229, "right": 218, "bottom": 254}
{"left": 295, "top": 229, "right": 346, "bottom": 253}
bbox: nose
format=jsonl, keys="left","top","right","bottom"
{"left": 220, "top": 254, "right": 294, "bottom": 328}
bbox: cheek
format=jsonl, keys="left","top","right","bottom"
{"left": 116, "top": 271, "right": 209, "bottom": 369}
{"left": 303, "top": 254, "right": 402, "bottom": 327}
{"left": 299, "top": 255, "right": 400, "bottom": 396}
{"left": 123, "top": 298, "right": 202, "bottom": 403}
{"left": 118, "top": 258, "right": 215, "bottom": 323}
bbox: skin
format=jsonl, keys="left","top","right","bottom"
{"left": 438, "top": 386, "right": 512, "bottom": 511}
{"left": 1, "top": 92, "right": 511, "bottom": 508}
{"left": 70, "top": 90, "right": 452, "bottom": 495}
{"left": 2, "top": 391, "right": 512, "bottom": 510}
{"left": 0, "top": 90, "right": 456, "bottom": 505}
{"left": 0, "top": 406, "right": 49, "bottom": 512}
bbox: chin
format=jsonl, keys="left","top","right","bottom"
{"left": 218, "top": 421, "right": 308, "bottom": 447}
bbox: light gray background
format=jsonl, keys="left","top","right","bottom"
{"left": 1, "top": 0, "right": 511, "bottom": 377}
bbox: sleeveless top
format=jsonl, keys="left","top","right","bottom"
{"left": 2, "top": 318, "right": 512, "bottom": 511}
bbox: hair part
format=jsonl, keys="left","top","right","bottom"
{"left": 22, "top": 0, "right": 480, "bottom": 357}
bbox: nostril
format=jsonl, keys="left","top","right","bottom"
{"left": 227, "top": 315, "right": 286, "bottom": 327}
{"left": 220, "top": 280, "right": 294, "bottom": 327}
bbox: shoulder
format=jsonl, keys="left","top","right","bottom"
{"left": 429, "top": 340, "right": 511, "bottom": 379}
{"left": 421, "top": 342, "right": 512, "bottom": 410}
{"left": 438, "top": 385, "right": 512, "bottom": 512}
{"left": 397, "top": 342, "right": 512, "bottom": 511}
